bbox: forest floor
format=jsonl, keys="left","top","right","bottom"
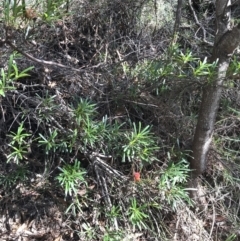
{"left": 0, "top": 1, "right": 240, "bottom": 240}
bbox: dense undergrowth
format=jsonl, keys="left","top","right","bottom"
{"left": 0, "top": 0, "right": 240, "bottom": 240}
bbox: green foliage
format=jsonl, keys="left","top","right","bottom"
{"left": 193, "top": 57, "right": 218, "bottom": 80}
{"left": 228, "top": 56, "right": 240, "bottom": 76}
{"left": 8, "top": 122, "right": 31, "bottom": 146}
{"left": 127, "top": 197, "right": 148, "bottom": 230}
{"left": 0, "top": 54, "right": 33, "bottom": 97}
{"left": 43, "top": 0, "right": 69, "bottom": 21}
{"left": 2, "top": 0, "right": 69, "bottom": 25}
{"left": 82, "top": 117, "right": 106, "bottom": 148}
{"left": 103, "top": 230, "right": 123, "bottom": 241}
{"left": 106, "top": 205, "right": 121, "bottom": 219}
{"left": 38, "top": 129, "right": 59, "bottom": 154}
{"left": 72, "top": 98, "right": 103, "bottom": 150}
{"left": 7, "top": 54, "right": 33, "bottom": 79}
{"left": 176, "top": 50, "right": 198, "bottom": 64}
{"left": 0, "top": 166, "right": 28, "bottom": 188}
{"left": 80, "top": 222, "right": 96, "bottom": 240}
{"left": 36, "top": 92, "right": 59, "bottom": 124}
{"left": 7, "top": 122, "right": 31, "bottom": 164}
{"left": 159, "top": 158, "right": 189, "bottom": 187}
{"left": 2, "top": 0, "right": 22, "bottom": 25}
{"left": 0, "top": 69, "right": 14, "bottom": 97}
{"left": 56, "top": 159, "right": 87, "bottom": 197}
{"left": 104, "top": 121, "right": 125, "bottom": 156}
{"left": 158, "top": 158, "right": 192, "bottom": 210}
{"left": 128, "top": 44, "right": 219, "bottom": 95}
{"left": 7, "top": 145, "right": 29, "bottom": 164}
{"left": 65, "top": 196, "right": 83, "bottom": 216}
{"left": 129, "top": 59, "right": 171, "bottom": 83}
{"left": 122, "top": 122, "right": 159, "bottom": 164}
{"left": 128, "top": 44, "right": 181, "bottom": 83}
{"left": 225, "top": 234, "right": 237, "bottom": 241}
{"left": 73, "top": 98, "right": 97, "bottom": 126}
{"left": 66, "top": 128, "right": 78, "bottom": 152}
{"left": 2, "top": 0, "right": 240, "bottom": 239}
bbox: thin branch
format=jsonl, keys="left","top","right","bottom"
{"left": 188, "top": 0, "right": 214, "bottom": 46}
{"left": 6, "top": 40, "right": 104, "bottom": 73}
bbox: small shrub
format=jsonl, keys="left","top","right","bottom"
{"left": 56, "top": 159, "right": 87, "bottom": 197}
{"left": 158, "top": 158, "right": 193, "bottom": 210}
{"left": 7, "top": 122, "right": 31, "bottom": 164}
{"left": 122, "top": 122, "right": 159, "bottom": 164}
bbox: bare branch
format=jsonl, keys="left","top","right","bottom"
{"left": 188, "top": 0, "right": 214, "bottom": 46}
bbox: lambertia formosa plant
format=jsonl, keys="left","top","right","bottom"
{"left": 7, "top": 122, "right": 31, "bottom": 164}
{"left": 56, "top": 159, "right": 87, "bottom": 198}
{"left": 0, "top": 54, "right": 33, "bottom": 97}
{"left": 158, "top": 157, "right": 193, "bottom": 210}
{"left": 122, "top": 122, "right": 159, "bottom": 165}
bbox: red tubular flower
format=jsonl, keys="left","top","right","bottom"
{"left": 133, "top": 172, "right": 141, "bottom": 182}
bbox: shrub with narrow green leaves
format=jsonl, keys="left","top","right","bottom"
{"left": 122, "top": 122, "right": 159, "bottom": 164}
{"left": 0, "top": 54, "right": 33, "bottom": 97}
{"left": 158, "top": 158, "right": 193, "bottom": 210}
{"left": 7, "top": 122, "right": 31, "bottom": 164}
{"left": 127, "top": 197, "right": 148, "bottom": 230}
{"left": 73, "top": 98, "right": 97, "bottom": 126}
{"left": 56, "top": 159, "right": 87, "bottom": 197}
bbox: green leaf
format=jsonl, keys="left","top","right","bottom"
{"left": 0, "top": 89, "right": 5, "bottom": 97}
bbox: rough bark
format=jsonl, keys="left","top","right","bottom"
{"left": 190, "top": 0, "right": 240, "bottom": 178}
{"left": 173, "top": 0, "right": 183, "bottom": 34}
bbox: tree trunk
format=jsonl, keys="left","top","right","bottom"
{"left": 190, "top": 0, "right": 240, "bottom": 178}
{"left": 173, "top": 0, "right": 183, "bottom": 34}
